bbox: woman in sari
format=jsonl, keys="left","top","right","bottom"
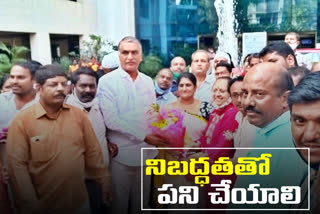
{"left": 166, "top": 72, "right": 213, "bottom": 148}
{"left": 153, "top": 72, "right": 213, "bottom": 209}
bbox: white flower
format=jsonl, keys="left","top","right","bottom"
{"left": 223, "top": 130, "right": 234, "bottom": 140}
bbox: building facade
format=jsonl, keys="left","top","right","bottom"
{"left": 0, "top": 0, "right": 135, "bottom": 64}
{"left": 1, "top": 0, "right": 319, "bottom": 66}
{"left": 135, "top": 0, "right": 320, "bottom": 65}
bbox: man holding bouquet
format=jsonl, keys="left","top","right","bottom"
{"left": 97, "top": 36, "right": 168, "bottom": 214}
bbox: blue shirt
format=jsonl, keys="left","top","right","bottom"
{"left": 156, "top": 91, "right": 177, "bottom": 106}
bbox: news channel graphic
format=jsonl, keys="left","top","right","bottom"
{"left": 141, "top": 147, "right": 310, "bottom": 211}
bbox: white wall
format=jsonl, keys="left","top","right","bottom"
{"left": 96, "top": 0, "right": 136, "bottom": 44}
{"left": 0, "top": 0, "right": 99, "bottom": 64}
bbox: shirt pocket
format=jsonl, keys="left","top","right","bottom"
{"left": 29, "top": 134, "right": 55, "bottom": 162}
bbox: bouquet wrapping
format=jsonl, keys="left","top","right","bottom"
{"left": 147, "top": 104, "right": 185, "bottom": 148}
{"left": 0, "top": 128, "right": 8, "bottom": 142}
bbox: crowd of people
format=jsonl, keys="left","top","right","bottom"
{"left": 0, "top": 32, "right": 319, "bottom": 214}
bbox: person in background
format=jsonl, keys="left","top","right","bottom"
{"left": 242, "top": 53, "right": 252, "bottom": 75}
{"left": 170, "top": 56, "right": 186, "bottom": 74}
{"left": 68, "top": 59, "right": 79, "bottom": 74}
{"left": 7, "top": 64, "right": 111, "bottom": 214}
{"left": 208, "top": 47, "right": 216, "bottom": 66}
{"left": 154, "top": 68, "right": 177, "bottom": 106}
{"left": 212, "top": 51, "right": 232, "bottom": 71}
{"left": 311, "top": 61, "right": 320, "bottom": 72}
{"left": 248, "top": 53, "right": 260, "bottom": 68}
{"left": 259, "top": 41, "right": 298, "bottom": 69}
{"left": 78, "top": 58, "right": 90, "bottom": 68}
{"left": 0, "top": 75, "right": 11, "bottom": 93}
{"left": 215, "top": 62, "right": 232, "bottom": 78}
{"left": 201, "top": 77, "right": 238, "bottom": 158}
{"left": 101, "top": 51, "right": 120, "bottom": 74}
{"left": 228, "top": 76, "right": 255, "bottom": 159}
{"left": 170, "top": 56, "right": 186, "bottom": 95}
{"left": 200, "top": 77, "right": 238, "bottom": 209}
{"left": 0, "top": 61, "right": 41, "bottom": 213}
{"left": 288, "top": 71, "right": 320, "bottom": 212}
{"left": 0, "top": 61, "right": 39, "bottom": 167}
{"left": 287, "top": 66, "right": 310, "bottom": 86}
{"left": 66, "top": 66, "right": 111, "bottom": 213}
{"left": 284, "top": 32, "right": 312, "bottom": 69}
{"left": 191, "top": 49, "right": 215, "bottom": 103}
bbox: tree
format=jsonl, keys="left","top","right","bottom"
{"left": 139, "top": 54, "right": 163, "bottom": 78}
{"left": 80, "top": 34, "right": 117, "bottom": 62}
{"left": 0, "top": 42, "right": 30, "bottom": 77}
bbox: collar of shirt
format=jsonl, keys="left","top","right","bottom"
{"left": 118, "top": 67, "right": 142, "bottom": 82}
{"left": 35, "top": 101, "right": 70, "bottom": 120}
{"left": 204, "top": 73, "right": 215, "bottom": 84}
{"left": 66, "top": 94, "right": 100, "bottom": 113}
{"left": 157, "top": 91, "right": 171, "bottom": 100}
{"left": 256, "top": 111, "right": 290, "bottom": 136}
{"left": 5, "top": 91, "right": 39, "bottom": 111}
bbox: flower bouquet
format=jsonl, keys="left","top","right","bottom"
{"left": 146, "top": 104, "right": 186, "bottom": 148}
{"left": 0, "top": 128, "right": 8, "bottom": 144}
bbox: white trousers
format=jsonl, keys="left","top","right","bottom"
{"left": 111, "top": 160, "right": 151, "bottom": 214}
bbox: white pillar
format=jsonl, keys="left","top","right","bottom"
{"left": 30, "top": 32, "right": 52, "bottom": 64}
{"left": 97, "top": 0, "right": 136, "bottom": 43}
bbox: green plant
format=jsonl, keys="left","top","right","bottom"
{"left": 80, "top": 34, "right": 117, "bottom": 62}
{"left": 58, "top": 56, "right": 72, "bottom": 74}
{"left": 139, "top": 54, "right": 163, "bottom": 78}
{"left": 0, "top": 42, "right": 30, "bottom": 77}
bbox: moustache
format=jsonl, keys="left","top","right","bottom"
{"left": 244, "top": 105, "right": 262, "bottom": 115}
{"left": 54, "top": 93, "right": 66, "bottom": 98}
{"left": 80, "top": 93, "right": 95, "bottom": 99}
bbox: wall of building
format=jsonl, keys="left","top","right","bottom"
{"left": 0, "top": 0, "right": 98, "bottom": 64}
{"left": 96, "top": 0, "right": 136, "bottom": 44}
{"left": 135, "top": 0, "right": 319, "bottom": 66}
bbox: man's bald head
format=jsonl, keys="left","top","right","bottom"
{"left": 242, "top": 62, "right": 294, "bottom": 128}
{"left": 246, "top": 62, "right": 294, "bottom": 96}
{"left": 170, "top": 56, "right": 186, "bottom": 73}
{"left": 156, "top": 68, "right": 173, "bottom": 90}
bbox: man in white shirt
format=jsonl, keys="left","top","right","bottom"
{"left": 66, "top": 67, "right": 110, "bottom": 165}
{"left": 66, "top": 67, "right": 111, "bottom": 213}
{"left": 284, "top": 32, "right": 312, "bottom": 69}
{"left": 0, "top": 61, "right": 40, "bottom": 154}
{"left": 0, "top": 61, "right": 40, "bottom": 212}
{"left": 97, "top": 36, "right": 167, "bottom": 214}
{"left": 191, "top": 49, "right": 215, "bottom": 103}
{"left": 227, "top": 76, "right": 255, "bottom": 159}
{"left": 0, "top": 62, "right": 39, "bottom": 134}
